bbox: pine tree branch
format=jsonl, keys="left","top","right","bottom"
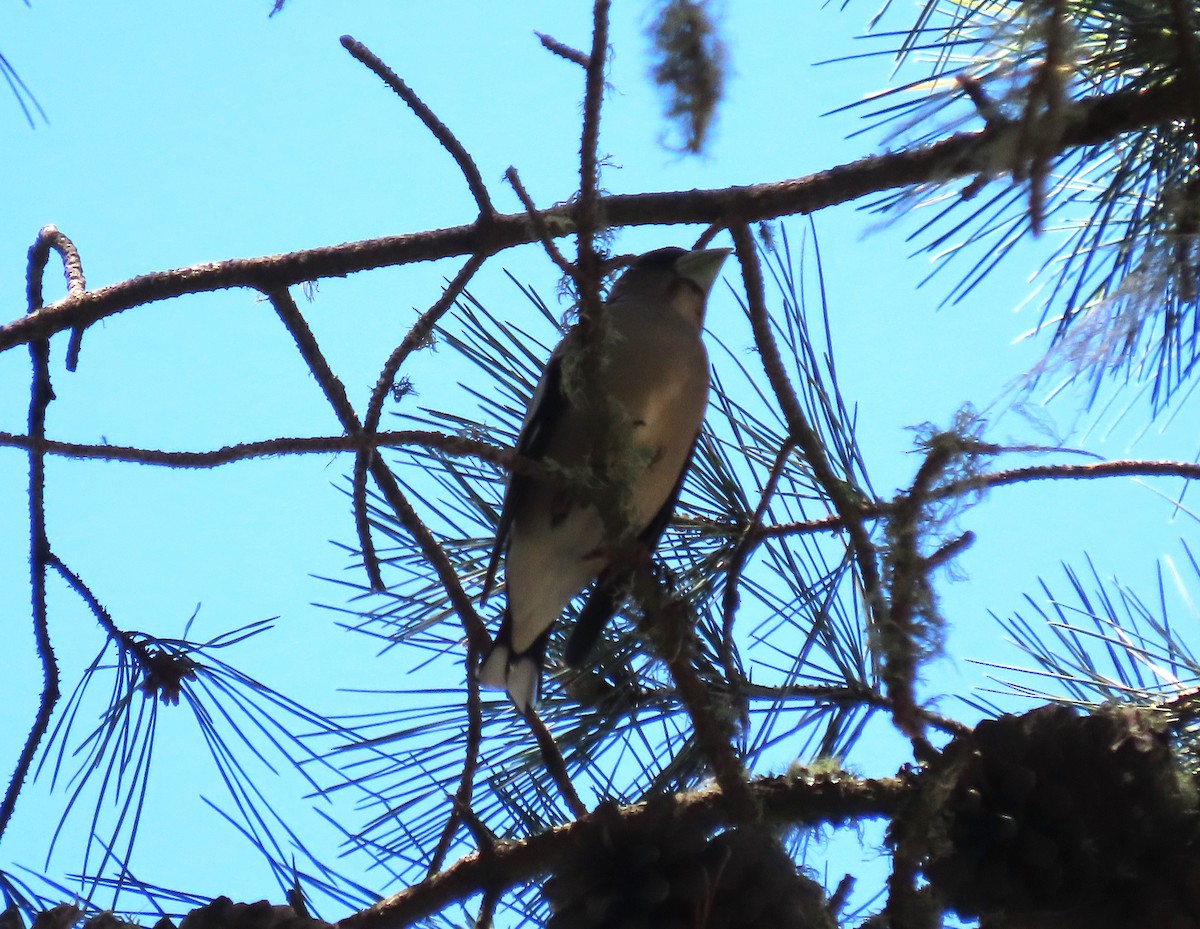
{"left": 638, "top": 585, "right": 760, "bottom": 824}
{"left": 535, "top": 32, "right": 591, "bottom": 69}
{"left": 339, "top": 36, "right": 496, "bottom": 222}
{"left": 574, "top": 0, "right": 610, "bottom": 324}
{"left": 335, "top": 773, "right": 906, "bottom": 929}
{"left": 2, "top": 76, "right": 1190, "bottom": 355}
{"left": 426, "top": 648, "right": 485, "bottom": 878}
{"left": 882, "top": 435, "right": 969, "bottom": 746}
{"left": 1, "top": 227, "right": 69, "bottom": 843}
{"left": 0, "top": 431, "right": 517, "bottom": 470}
{"left": 521, "top": 707, "right": 589, "bottom": 820}
{"left": 729, "top": 223, "right": 888, "bottom": 720}
{"left": 935, "top": 457, "right": 1200, "bottom": 495}
{"left": 720, "top": 438, "right": 796, "bottom": 720}
{"left": 269, "top": 289, "right": 387, "bottom": 587}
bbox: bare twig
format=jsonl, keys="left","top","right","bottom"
{"left": 634, "top": 569, "right": 760, "bottom": 824}
{"left": 473, "top": 889, "right": 498, "bottom": 929}
{"left": 269, "top": 288, "right": 386, "bottom": 589}
{"left": 358, "top": 254, "right": 486, "bottom": 588}
{"left": 521, "top": 706, "right": 589, "bottom": 819}
{"left": 692, "top": 223, "right": 726, "bottom": 249}
{"left": 754, "top": 511, "right": 863, "bottom": 539}
{"left": 720, "top": 438, "right": 796, "bottom": 718}
{"left": 340, "top": 35, "right": 495, "bottom": 221}
{"left": 956, "top": 73, "right": 1005, "bottom": 127}
{"left": 697, "top": 454, "right": 1200, "bottom": 543}
{"left": 334, "top": 35, "right": 494, "bottom": 588}
{"left": 47, "top": 553, "right": 154, "bottom": 665}
{"left": 350, "top": 453, "right": 382, "bottom": 590}
{"left": 0, "top": 429, "right": 517, "bottom": 470}
{"left": 883, "top": 437, "right": 965, "bottom": 746}
{"left": 1, "top": 228, "right": 70, "bottom": 842}
{"left": 574, "top": 0, "right": 611, "bottom": 321}
{"left": 267, "top": 289, "right": 489, "bottom": 647}
{"left": 729, "top": 225, "right": 887, "bottom": 663}
{"left": 33, "top": 225, "right": 86, "bottom": 298}
{"left": 369, "top": 453, "right": 491, "bottom": 653}
{"left": 5, "top": 75, "right": 1197, "bottom": 354}
{"left": 363, "top": 255, "right": 487, "bottom": 438}
{"left": 504, "top": 167, "right": 575, "bottom": 277}
{"left": 936, "top": 457, "right": 1200, "bottom": 495}
{"left": 924, "top": 531, "right": 976, "bottom": 571}
{"left": 29, "top": 226, "right": 88, "bottom": 370}
{"left": 426, "top": 647, "right": 485, "bottom": 877}
{"left": 536, "top": 32, "right": 590, "bottom": 68}
{"left": 595, "top": 677, "right": 969, "bottom": 738}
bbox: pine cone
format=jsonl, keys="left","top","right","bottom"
{"left": 921, "top": 703, "right": 1200, "bottom": 928}
{"left": 702, "top": 827, "right": 835, "bottom": 929}
{"left": 177, "top": 899, "right": 328, "bottom": 929}
{"left": 543, "top": 804, "right": 834, "bottom": 929}
{"left": 542, "top": 800, "right": 711, "bottom": 929}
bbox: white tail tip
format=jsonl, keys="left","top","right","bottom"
{"left": 476, "top": 645, "right": 538, "bottom": 712}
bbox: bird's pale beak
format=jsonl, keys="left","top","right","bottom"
{"left": 676, "top": 247, "right": 733, "bottom": 295}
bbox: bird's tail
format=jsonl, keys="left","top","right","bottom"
{"left": 564, "top": 573, "right": 620, "bottom": 667}
{"left": 476, "top": 610, "right": 549, "bottom": 712}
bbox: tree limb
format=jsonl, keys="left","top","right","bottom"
{"left": 2, "top": 77, "right": 1190, "bottom": 355}
{"left": 335, "top": 772, "right": 905, "bottom": 929}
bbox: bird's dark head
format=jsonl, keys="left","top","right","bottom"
{"left": 607, "top": 247, "right": 731, "bottom": 325}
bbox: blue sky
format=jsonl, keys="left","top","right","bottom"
{"left": 1, "top": 1, "right": 1196, "bottom": 922}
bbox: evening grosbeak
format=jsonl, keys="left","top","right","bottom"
{"left": 476, "top": 246, "right": 731, "bottom": 710}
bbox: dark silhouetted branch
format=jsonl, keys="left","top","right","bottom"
{"left": 3, "top": 75, "right": 1193, "bottom": 354}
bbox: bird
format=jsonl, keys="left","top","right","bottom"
{"left": 476, "top": 245, "right": 731, "bottom": 711}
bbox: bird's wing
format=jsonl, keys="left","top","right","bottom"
{"left": 480, "top": 341, "right": 569, "bottom": 604}
{"left": 563, "top": 428, "right": 702, "bottom": 667}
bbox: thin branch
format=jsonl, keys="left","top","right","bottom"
{"left": 503, "top": 167, "right": 575, "bottom": 277}
{"left": 336, "top": 773, "right": 907, "bottom": 929}
{"left": 370, "top": 454, "right": 491, "bottom": 653}
{"left": 267, "top": 289, "right": 488, "bottom": 649}
{"left": 521, "top": 707, "right": 589, "bottom": 820}
{"left": 4, "top": 73, "right": 1195, "bottom": 353}
{"left": 956, "top": 73, "right": 1005, "bottom": 127}
{"left": 473, "top": 889, "right": 498, "bottom": 929}
{"left": 33, "top": 225, "right": 86, "bottom": 298}
{"left": 883, "top": 437, "right": 964, "bottom": 746}
{"left": 0, "top": 429, "right": 516, "bottom": 470}
{"left": 134, "top": 445, "right": 1148, "bottom": 620}
{"left": 720, "top": 438, "right": 796, "bottom": 718}
{"left": 426, "top": 647, "right": 484, "bottom": 878}
{"left": 595, "top": 677, "right": 969, "bottom": 737}
{"left": 535, "top": 32, "right": 590, "bottom": 68}
{"left": 340, "top": 36, "right": 495, "bottom": 221}
{"left": 635, "top": 570, "right": 759, "bottom": 824}
{"left": 936, "top": 458, "right": 1200, "bottom": 496}
{"left": 2, "top": 227, "right": 69, "bottom": 842}
{"left": 46, "top": 554, "right": 153, "bottom": 665}
{"left": 357, "top": 254, "right": 485, "bottom": 589}
{"left": 754, "top": 511, "right": 862, "bottom": 540}
{"left": 364, "top": 255, "right": 488, "bottom": 438}
{"left": 351, "top": 453, "right": 381, "bottom": 591}
{"left": 574, "top": 0, "right": 611, "bottom": 321}
{"left": 729, "top": 225, "right": 887, "bottom": 658}
{"left": 269, "top": 289, "right": 384, "bottom": 589}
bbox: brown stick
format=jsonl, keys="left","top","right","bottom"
{"left": 5, "top": 75, "right": 1189, "bottom": 354}
{"left": 337, "top": 772, "right": 906, "bottom": 929}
